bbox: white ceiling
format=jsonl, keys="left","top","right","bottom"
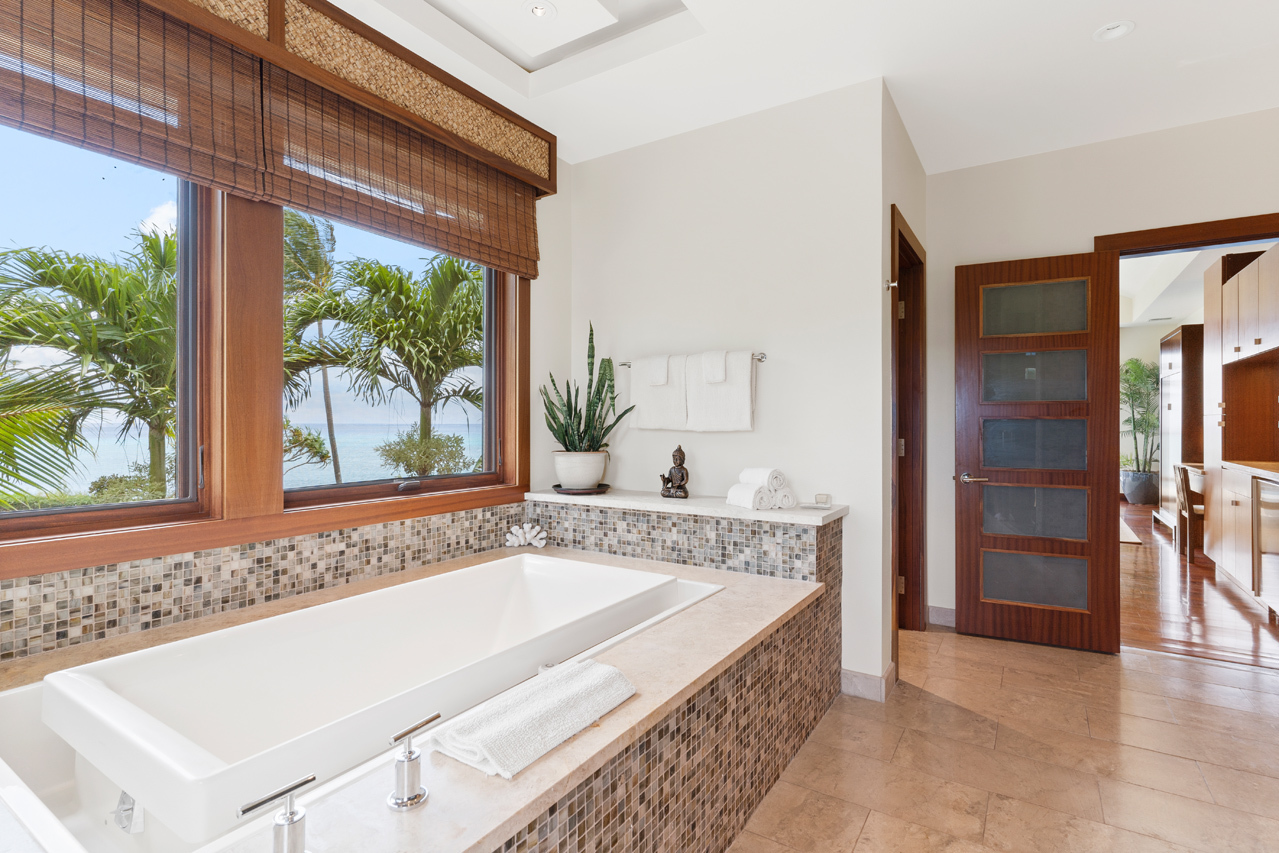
{"left": 1119, "top": 241, "right": 1277, "bottom": 327}
{"left": 333, "top": 0, "right": 1279, "bottom": 172}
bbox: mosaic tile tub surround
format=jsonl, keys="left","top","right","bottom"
{"left": 493, "top": 530, "right": 842, "bottom": 853}
{"left": 0, "top": 503, "right": 525, "bottom": 662}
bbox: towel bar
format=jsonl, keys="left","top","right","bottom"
{"left": 619, "top": 352, "right": 766, "bottom": 367}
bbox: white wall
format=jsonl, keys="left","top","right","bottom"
{"left": 531, "top": 162, "right": 575, "bottom": 491}
{"left": 1119, "top": 324, "right": 1177, "bottom": 367}
{"left": 549, "top": 78, "right": 895, "bottom": 680}
{"left": 925, "top": 106, "right": 1279, "bottom": 610}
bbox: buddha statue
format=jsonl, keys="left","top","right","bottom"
{"left": 660, "top": 445, "right": 690, "bottom": 499}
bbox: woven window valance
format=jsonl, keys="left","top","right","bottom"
{"left": 0, "top": 0, "right": 542, "bottom": 278}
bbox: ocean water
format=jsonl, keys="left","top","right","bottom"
{"left": 58, "top": 421, "right": 486, "bottom": 494}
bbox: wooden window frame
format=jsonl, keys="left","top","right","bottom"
{"left": 0, "top": 190, "right": 531, "bottom": 578}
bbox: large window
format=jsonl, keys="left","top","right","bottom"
{"left": 281, "top": 210, "right": 495, "bottom": 504}
{"left": 0, "top": 125, "right": 199, "bottom": 523}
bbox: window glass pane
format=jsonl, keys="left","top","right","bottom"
{"left": 0, "top": 124, "right": 193, "bottom": 513}
{"left": 982, "top": 350, "right": 1087, "bottom": 402}
{"left": 282, "top": 210, "right": 488, "bottom": 490}
{"left": 983, "top": 279, "right": 1087, "bottom": 336}
{"left": 983, "top": 486, "right": 1088, "bottom": 540}
{"left": 982, "top": 551, "right": 1088, "bottom": 610}
{"left": 982, "top": 418, "right": 1088, "bottom": 470}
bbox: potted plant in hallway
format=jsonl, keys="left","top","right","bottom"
{"left": 1120, "top": 357, "right": 1161, "bottom": 506}
{"left": 541, "top": 324, "right": 635, "bottom": 491}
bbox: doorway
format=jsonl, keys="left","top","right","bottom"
{"left": 951, "top": 212, "right": 1279, "bottom": 662}
{"left": 1100, "top": 214, "right": 1279, "bottom": 668}
{"left": 891, "top": 205, "right": 927, "bottom": 646}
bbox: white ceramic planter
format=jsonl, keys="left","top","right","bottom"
{"left": 553, "top": 451, "right": 608, "bottom": 490}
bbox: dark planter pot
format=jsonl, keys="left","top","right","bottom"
{"left": 1122, "top": 471, "right": 1159, "bottom": 506}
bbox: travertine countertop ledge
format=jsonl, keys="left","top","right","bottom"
{"left": 525, "top": 487, "right": 849, "bottom": 525}
{"left": 2, "top": 547, "right": 824, "bottom": 853}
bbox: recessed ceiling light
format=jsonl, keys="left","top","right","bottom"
{"left": 523, "top": 0, "right": 557, "bottom": 20}
{"left": 1093, "top": 20, "right": 1135, "bottom": 42}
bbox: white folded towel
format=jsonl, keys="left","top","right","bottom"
{"left": 646, "top": 355, "right": 669, "bottom": 386}
{"left": 686, "top": 350, "right": 754, "bottom": 432}
{"left": 423, "top": 659, "right": 635, "bottom": 780}
{"left": 633, "top": 354, "right": 687, "bottom": 430}
{"left": 773, "top": 486, "right": 798, "bottom": 510}
{"left": 739, "top": 468, "right": 786, "bottom": 491}
{"left": 726, "top": 482, "right": 770, "bottom": 510}
{"left": 703, "top": 350, "right": 727, "bottom": 383}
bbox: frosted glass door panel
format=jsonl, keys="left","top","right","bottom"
{"left": 983, "top": 279, "right": 1088, "bottom": 336}
{"left": 981, "top": 350, "right": 1087, "bottom": 402}
{"left": 983, "top": 486, "right": 1088, "bottom": 540}
{"left": 982, "top": 551, "right": 1088, "bottom": 611}
{"left": 982, "top": 419, "right": 1087, "bottom": 470}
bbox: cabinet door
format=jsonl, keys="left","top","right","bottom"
{"left": 1260, "top": 249, "right": 1279, "bottom": 356}
{"left": 1240, "top": 263, "right": 1261, "bottom": 358}
{"left": 1160, "top": 331, "right": 1182, "bottom": 378}
{"left": 1223, "top": 273, "right": 1241, "bottom": 364}
{"left": 1203, "top": 422, "right": 1224, "bottom": 563}
{"left": 1230, "top": 490, "right": 1256, "bottom": 593}
{"left": 1161, "top": 375, "right": 1181, "bottom": 524}
{"left": 1205, "top": 273, "right": 1223, "bottom": 412}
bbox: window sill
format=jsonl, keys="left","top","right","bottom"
{"left": 0, "top": 483, "right": 527, "bottom": 580}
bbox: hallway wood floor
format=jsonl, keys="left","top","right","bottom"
{"left": 1122, "top": 502, "right": 1279, "bottom": 670}
{"left": 731, "top": 629, "right": 1279, "bottom": 852}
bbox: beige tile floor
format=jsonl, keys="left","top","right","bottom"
{"left": 729, "top": 629, "right": 1279, "bottom": 853}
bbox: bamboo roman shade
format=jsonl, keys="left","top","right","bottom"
{"left": 0, "top": 0, "right": 541, "bottom": 278}
{"left": 261, "top": 65, "right": 539, "bottom": 278}
{"left": 0, "top": 0, "right": 266, "bottom": 197}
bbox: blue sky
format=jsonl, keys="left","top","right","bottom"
{"left": 0, "top": 124, "right": 484, "bottom": 428}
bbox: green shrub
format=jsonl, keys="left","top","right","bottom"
{"left": 375, "top": 426, "right": 475, "bottom": 477}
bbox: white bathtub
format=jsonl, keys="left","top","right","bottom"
{"left": 3, "top": 553, "right": 720, "bottom": 850}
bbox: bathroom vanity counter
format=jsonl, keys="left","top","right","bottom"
{"left": 525, "top": 487, "right": 848, "bottom": 526}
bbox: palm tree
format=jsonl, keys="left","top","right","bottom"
{"left": 292, "top": 255, "right": 484, "bottom": 477}
{"left": 283, "top": 210, "right": 343, "bottom": 483}
{"left": 1120, "top": 358, "right": 1160, "bottom": 473}
{"left": 0, "top": 232, "right": 179, "bottom": 495}
{"left": 0, "top": 370, "right": 121, "bottom": 506}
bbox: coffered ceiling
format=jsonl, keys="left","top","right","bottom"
{"left": 330, "top": 0, "right": 1279, "bottom": 172}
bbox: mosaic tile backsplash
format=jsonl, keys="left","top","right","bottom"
{"left": 494, "top": 522, "right": 843, "bottom": 853}
{"left": 525, "top": 501, "right": 827, "bottom": 582}
{"left": 0, "top": 503, "right": 526, "bottom": 661}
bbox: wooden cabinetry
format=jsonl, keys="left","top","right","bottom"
{"left": 1157, "top": 326, "right": 1202, "bottom": 531}
{"left": 1202, "top": 246, "right": 1276, "bottom": 609}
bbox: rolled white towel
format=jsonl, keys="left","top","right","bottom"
{"left": 726, "top": 482, "right": 770, "bottom": 510}
{"left": 772, "top": 486, "right": 799, "bottom": 510}
{"left": 739, "top": 468, "right": 786, "bottom": 491}
{"left": 423, "top": 659, "right": 634, "bottom": 780}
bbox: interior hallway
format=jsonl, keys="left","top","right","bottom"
{"left": 1123, "top": 503, "right": 1279, "bottom": 670}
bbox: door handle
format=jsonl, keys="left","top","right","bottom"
{"left": 959, "top": 473, "right": 989, "bottom": 484}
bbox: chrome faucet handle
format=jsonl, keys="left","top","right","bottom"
{"left": 388, "top": 712, "right": 441, "bottom": 811}
{"left": 238, "top": 774, "right": 316, "bottom": 853}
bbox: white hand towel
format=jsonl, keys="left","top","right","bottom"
{"left": 686, "top": 350, "right": 754, "bottom": 432}
{"left": 703, "top": 350, "right": 727, "bottom": 383}
{"left": 644, "top": 355, "right": 668, "bottom": 386}
{"left": 633, "top": 354, "right": 687, "bottom": 430}
{"left": 772, "top": 486, "right": 798, "bottom": 510}
{"left": 423, "top": 659, "right": 635, "bottom": 780}
{"left": 739, "top": 468, "right": 786, "bottom": 491}
{"left": 726, "top": 482, "right": 770, "bottom": 510}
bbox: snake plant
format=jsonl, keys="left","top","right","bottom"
{"left": 540, "top": 324, "right": 634, "bottom": 452}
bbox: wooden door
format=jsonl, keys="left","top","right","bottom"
{"left": 955, "top": 252, "right": 1119, "bottom": 653}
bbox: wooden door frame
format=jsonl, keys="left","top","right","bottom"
{"left": 890, "top": 204, "right": 928, "bottom": 634}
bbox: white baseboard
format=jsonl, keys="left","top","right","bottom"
{"left": 841, "top": 660, "right": 898, "bottom": 703}
{"left": 928, "top": 606, "right": 956, "bottom": 628}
